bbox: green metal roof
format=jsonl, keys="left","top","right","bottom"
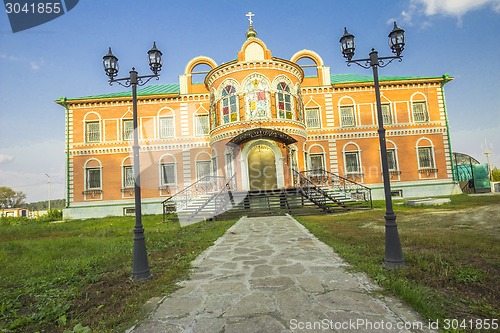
{"left": 65, "top": 74, "right": 451, "bottom": 102}
{"left": 68, "top": 83, "right": 180, "bottom": 101}
{"left": 330, "top": 73, "right": 450, "bottom": 84}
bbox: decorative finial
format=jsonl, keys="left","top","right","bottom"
{"left": 246, "top": 12, "right": 254, "bottom": 26}
{"left": 245, "top": 11, "right": 257, "bottom": 39}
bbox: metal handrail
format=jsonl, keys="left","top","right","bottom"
{"left": 188, "top": 173, "right": 236, "bottom": 221}
{"left": 162, "top": 175, "right": 227, "bottom": 222}
{"left": 300, "top": 168, "right": 372, "bottom": 208}
{"left": 293, "top": 170, "right": 333, "bottom": 212}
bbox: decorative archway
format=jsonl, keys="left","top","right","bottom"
{"left": 248, "top": 145, "right": 277, "bottom": 191}
{"left": 240, "top": 140, "right": 284, "bottom": 191}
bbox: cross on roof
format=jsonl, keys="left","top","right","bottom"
{"left": 246, "top": 12, "right": 254, "bottom": 25}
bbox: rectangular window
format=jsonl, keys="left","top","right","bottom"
{"left": 123, "top": 166, "right": 134, "bottom": 188}
{"left": 310, "top": 154, "right": 324, "bottom": 171}
{"left": 86, "top": 168, "right": 101, "bottom": 190}
{"left": 85, "top": 121, "right": 100, "bottom": 143}
{"left": 159, "top": 116, "right": 174, "bottom": 138}
{"left": 161, "top": 163, "right": 176, "bottom": 185}
{"left": 195, "top": 114, "right": 209, "bottom": 136}
{"left": 387, "top": 149, "right": 398, "bottom": 171}
{"left": 418, "top": 147, "right": 434, "bottom": 169}
{"left": 196, "top": 161, "right": 211, "bottom": 181}
{"left": 340, "top": 106, "right": 356, "bottom": 127}
{"left": 345, "top": 152, "right": 360, "bottom": 173}
{"left": 305, "top": 108, "right": 320, "bottom": 128}
{"left": 381, "top": 104, "right": 392, "bottom": 125}
{"left": 122, "top": 119, "right": 134, "bottom": 141}
{"left": 413, "top": 102, "right": 429, "bottom": 122}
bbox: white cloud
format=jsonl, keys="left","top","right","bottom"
{"left": 414, "top": 0, "right": 500, "bottom": 17}
{"left": 0, "top": 53, "right": 44, "bottom": 70}
{"left": 401, "top": 0, "right": 500, "bottom": 27}
{"left": 0, "top": 154, "right": 14, "bottom": 163}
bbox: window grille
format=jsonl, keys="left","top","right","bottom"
{"left": 305, "top": 108, "right": 320, "bottom": 128}
{"left": 381, "top": 104, "right": 392, "bottom": 125}
{"left": 86, "top": 168, "right": 101, "bottom": 190}
{"left": 387, "top": 149, "right": 398, "bottom": 171}
{"left": 195, "top": 115, "right": 209, "bottom": 136}
{"left": 159, "top": 116, "right": 174, "bottom": 138}
{"left": 418, "top": 147, "right": 434, "bottom": 169}
{"left": 413, "top": 101, "right": 429, "bottom": 122}
{"left": 345, "top": 152, "right": 360, "bottom": 173}
{"left": 340, "top": 106, "right": 355, "bottom": 127}
{"left": 85, "top": 121, "right": 100, "bottom": 143}
{"left": 122, "top": 119, "right": 134, "bottom": 141}
{"left": 123, "top": 166, "right": 134, "bottom": 188}
{"left": 196, "top": 161, "right": 211, "bottom": 181}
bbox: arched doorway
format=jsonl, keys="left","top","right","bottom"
{"left": 248, "top": 145, "right": 278, "bottom": 191}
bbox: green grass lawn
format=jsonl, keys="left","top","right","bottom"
{"left": 0, "top": 215, "right": 237, "bottom": 333}
{"left": 297, "top": 194, "right": 500, "bottom": 330}
{"left": 1, "top": 194, "right": 498, "bottom": 332}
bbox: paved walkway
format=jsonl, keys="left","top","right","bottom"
{"left": 128, "top": 215, "right": 431, "bottom": 333}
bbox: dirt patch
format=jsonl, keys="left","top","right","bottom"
{"left": 398, "top": 205, "right": 500, "bottom": 239}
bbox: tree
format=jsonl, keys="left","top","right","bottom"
{"left": 492, "top": 167, "right": 500, "bottom": 182}
{"left": 0, "top": 186, "right": 27, "bottom": 208}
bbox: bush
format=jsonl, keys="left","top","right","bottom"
{"left": 38, "top": 209, "right": 63, "bottom": 222}
{"left": 0, "top": 209, "right": 62, "bottom": 225}
{"left": 0, "top": 216, "right": 30, "bottom": 226}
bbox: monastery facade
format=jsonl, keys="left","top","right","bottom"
{"left": 57, "top": 23, "right": 460, "bottom": 219}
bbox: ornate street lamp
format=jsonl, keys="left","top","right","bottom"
{"left": 103, "top": 42, "right": 163, "bottom": 280}
{"left": 339, "top": 23, "right": 405, "bottom": 268}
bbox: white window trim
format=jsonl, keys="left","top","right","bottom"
{"left": 158, "top": 116, "right": 175, "bottom": 138}
{"left": 339, "top": 105, "right": 356, "bottom": 127}
{"left": 122, "top": 119, "right": 134, "bottom": 141}
{"left": 412, "top": 101, "right": 430, "bottom": 123}
{"left": 85, "top": 120, "right": 101, "bottom": 143}
{"left": 381, "top": 103, "right": 393, "bottom": 125}
{"left": 196, "top": 160, "right": 212, "bottom": 182}
{"left": 305, "top": 107, "right": 321, "bottom": 129}
{"left": 194, "top": 114, "right": 210, "bottom": 136}
{"left": 83, "top": 160, "right": 103, "bottom": 201}
{"left": 160, "top": 162, "right": 177, "bottom": 186}
{"left": 220, "top": 83, "right": 240, "bottom": 124}
{"left": 275, "top": 82, "right": 295, "bottom": 120}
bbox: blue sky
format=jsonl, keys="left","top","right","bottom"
{"left": 0, "top": 0, "right": 499, "bottom": 202}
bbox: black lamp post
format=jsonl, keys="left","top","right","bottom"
{"left": 339, "top": 22, "right": 405, "bottom": 268}
{"left": 103, "top": 42, "right": 163, "bottom": 280}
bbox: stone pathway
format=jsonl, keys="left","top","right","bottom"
{"left": 128, "top": 215, "right": 432, "bottom": 333}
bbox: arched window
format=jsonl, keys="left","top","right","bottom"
{"left": 416, "top": 138, "right": 436, "bottom": 172}
{"left": 343, "top": 143, "right": 363, "bottom": 182}
{"left": 84, "top": 159, "right": 102, "bottom": 191}
{"left": 83, "top": 158, "right": 103, "bottom": 200}
{"left": 276, "top": 82, "right": 294, "bottom": 119}
{"left": 221, "top": 84, "right": 238, "bottom": 124}
{"left": 122, "top": 157, "right": 134, "bottom": 190}
{"left": 83, "top": 112, "right": 101, "bottom": 143}
{"left": 386, "top": 141, "right": 400, "bottom": 180}
{"left": 157, "top": 107, "right": 175, "bottom": 138}
{"left": 411, "top": 93, "right": 429, "bottom": 123}
{"left": 159, "top": 154, "right": 177, "bottom": 195}
{"left": 245, "top": 76, "right": 270, "bottom": 119}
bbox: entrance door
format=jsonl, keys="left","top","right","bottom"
{"left": 248, "top": 145, "right": 278, "bottom": 191}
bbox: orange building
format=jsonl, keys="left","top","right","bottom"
{"left": 57, "top": 23, "right": 460, "bottom": 219}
